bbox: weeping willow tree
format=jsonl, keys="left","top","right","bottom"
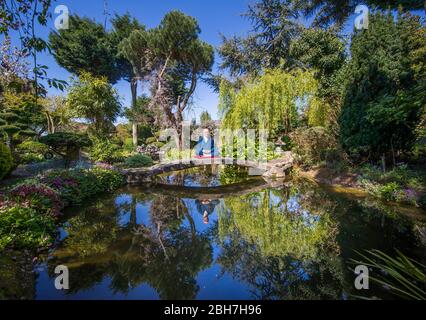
{"left": 219, "top": 69, "right": 324, "bottom": 137}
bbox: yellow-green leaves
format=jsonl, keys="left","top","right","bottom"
{"left": 220, "top": 69, "right": 321, "bottom": 136}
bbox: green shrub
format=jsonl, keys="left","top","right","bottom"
{"left": 145, "top": 137, "right": 157, "bottom": 145}
{"left": 124, "top": 154, "right": 153, "bottom": 168}
{"left": 149, "top": 141, "right": 165, "bottom": 149}
{"left": 90, "top": 138, "right": 124, "bottom": 164}
{"left": 42, "top": 168, "right": 124, "bottom": 206}
{"left": 0, "top": 168, "right": 124, "bottom": 251}
{"left": 0, "top": 142, "right": 13, "bottom": 180}
{"left": 16, "top": 140, "right": 48, "bottom": 154}
{"left": 0, "top": 206, "right": 56, "bottom": 251}
{"left": 9, "top": 180, "right": 64, "bottom": 217}
{"left": 123, "top": 137, "right": 134, "bottom": 151}
{"left": 377, "top": 182, "right": 400, "bottom": 201}
{"left": 16, "top": 140, "right": 49, "bottom": 164}
{"left": 40, "top": 133, "right": 91, "bottom": 156}
{"left": 90, "top": 168, "right": 125, "bottom": 191}
{"left": 359, "top": 164, "right": 425, "bottom": 194}
{"left": 290, "top": 127, "right": 340, "bottom": 168}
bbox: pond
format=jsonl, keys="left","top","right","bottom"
{"left": 1, "top": 166, "right": 425, "bottom": 300}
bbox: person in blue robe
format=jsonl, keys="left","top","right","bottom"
{"left": 195, "top": 128, "right": 220, "bottom": 157}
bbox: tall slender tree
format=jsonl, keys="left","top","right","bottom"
{"left": 116, "top": 20, "right": 151, "bottom": 147}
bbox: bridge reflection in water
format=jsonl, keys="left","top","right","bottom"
{"left": 122, "top": 153, "right": 294, "bottom": 184}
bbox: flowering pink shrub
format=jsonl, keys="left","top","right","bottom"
{"left": 1, "top": 169, "right": 124, "bottom": 251}
{"left": 9, "top": 182, "right": 64, "bottom": 217}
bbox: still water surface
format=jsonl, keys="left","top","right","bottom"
{"left": 1, "top": 166, "right": 424, "bottom": 300}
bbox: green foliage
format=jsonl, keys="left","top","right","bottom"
{"left": 0, "top": 142, "right": 13, "bottom": 179}
{"left": 290, "top": 127, "right": 340, "bottom": 167}
{"left": 218, "top": 0, "right": 300, "bottom": 76}
{"left": 40, "top": 132, "right": 91, "bottom": 163}
{"left": 40, "top": 132, "right": 91, "bottom": 149}
{"left": 200, "top": 111, "right": 212, "bottom": 125}
{"left": 150, "top": 141, "right": 165, "bottom": 149}
{"left": 0, "top": 206, "right": 56, "bottom": 251}
{"left": 352, "top": 249, "right": 426, "bottom": 300}
{"left": 110, "top": 13, "right": 145, "bottom": 83}
{"left": 218, "top": 189, "right": 337, "bottom": 260}
{"left": 145, "top": 137, "right": 158, "bottom": 145}
{"left": 148, "top": 11, "right": 214, "bottom": 130}
{"left": 221, "top": 69, "right": 320, "bottom": 137}
{"left": 339, "top": 12, "right": 426, "bottom": 160}
{"left": 16, "top": 140, "right": 48, "bottom": 154}
{"left": 292, "top": 0, "right": 424, "bottom": 28}
{"left": 123, "top": 96, "right": 154, "bottom": 127}
{"left": 290, "top": 27, "right": 346, "bottom": 129}
{"left": 358, "top": 164, "right": 425, "bottom": 206}
{"left": 124, "top": 154, "right": 154, "bottom": 168}
{"left": 118, "top": 26, "right": 150, "bottom": 82}
{"left": 49, "top": 15, "right": 121, "bottom": 84}
{"left": 16, "top": 140, "right": 48, "bottom": 164}
{"left": 89, "top": 138, "right": 123, "bottom": 164}
{"left": 0, "top": 168, "right": 124, "bottom": 251}
{"left": 67, "top": 72, "right": 122, "bottom": 134}
{"left": 0, "top": 91, "right": 43, "bottom": 147}
{"left": 359, "top": 164, "right": 425, "bottom": 189}
{"left": 41, "top": 168, "right": 124, "bottom": 207}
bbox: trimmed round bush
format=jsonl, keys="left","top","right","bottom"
{"left": 0, "top": 142, "right": 14, "bottom": 180}
{"left": 16, "top": 140, "right": 49, "bottom": 164}
{"left": 16, "top": 140, "right": 49, "bottom": 154}
{"left": 124, "top": 154, "right": 154, "bottom": 168}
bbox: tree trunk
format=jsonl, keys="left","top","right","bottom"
{"left": 131, "top": 79, "right": 138, "bottom": 147}
{"left": 132, "top": 122, "right": 138, "bottom": 147}
{"left": 381, "top": 154, "right": 386, "bottom": 173}
{"left": 46, "top": 112, "right": 55, "bottom": 134}
{"left": 391, "top": 137, "right": 396, "bottom": 168}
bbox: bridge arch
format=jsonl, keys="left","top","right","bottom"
{"left": 121, "top": 153, "right": 294, "bottom": 185}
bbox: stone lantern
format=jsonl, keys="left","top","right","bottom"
{"left": 274, "top": 137, "right": 286, "bottom": 156}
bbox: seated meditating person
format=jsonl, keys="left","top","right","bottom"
{"left": 196, "top": 199, "right": 220, "bottom": 224}
{"left": 195, "top": 128, "right": 220, "bottom": 158}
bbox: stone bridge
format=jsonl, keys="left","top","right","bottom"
{"left": 121, "top": 152, "right": 294, "bottom": 185}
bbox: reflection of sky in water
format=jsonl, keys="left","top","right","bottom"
{"left": 23, "top": 182, "right": 420, "bottom": 301}
{"left": 286, "top": 195, "right": 320, "bottom": 228}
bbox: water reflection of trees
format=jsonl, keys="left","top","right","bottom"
{"left": 216, "top": 186, "right": 347, "bottom": 300}
{"left": 0, "top": 251, "right": 36, "bottom": 300}
{"left": 48, "top": 193, "right": 213, "bottom": 299}
{"left": 154, "top": 165, "right": 250, "bottom": 187}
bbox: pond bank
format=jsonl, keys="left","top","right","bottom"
{"left": 298, "top": 165, "right": 426, "bottom": 211}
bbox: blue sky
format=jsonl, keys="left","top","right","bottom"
{"left": 34, "top": 0, "right": 255, "bottom": 122}
{"left": 12, "top": 1, "right": 426, "bottom": 123}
